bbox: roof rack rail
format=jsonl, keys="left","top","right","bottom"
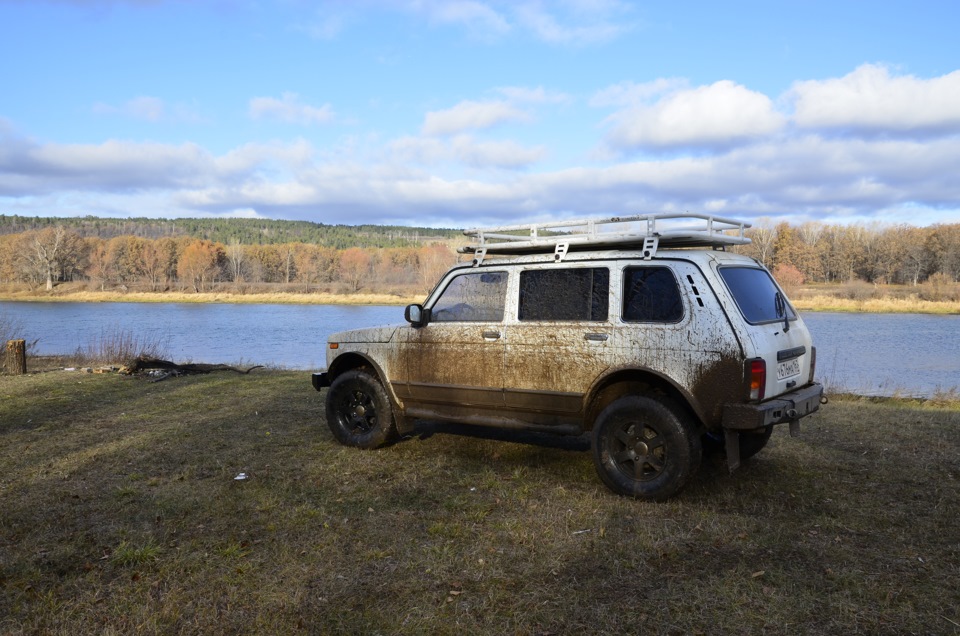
{"left": 459, "top": 213, "right": 752, "bottom": 264}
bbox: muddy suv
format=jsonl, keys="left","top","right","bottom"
{"left": 312, "top": 214, "right": 824, "bottom": 500}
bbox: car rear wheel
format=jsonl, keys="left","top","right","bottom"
{"left": 325, "top": 369, "right": 397, "bottom": 449}
{"left": 591, "top": 395, "right": 701, "bottom": 501}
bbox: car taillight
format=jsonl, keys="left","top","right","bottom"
{"left": 749, "top": 359, "right": 766, "bottom": 401}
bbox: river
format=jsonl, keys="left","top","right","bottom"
{"left": 2, "top": 301, "right": 958, "bottom": 397}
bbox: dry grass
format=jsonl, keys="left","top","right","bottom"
{"left": 4, "top": 283, "right": 959, "bottom": 313}
{"left": 1, "top": 371, "right": 958, "bottom": 635}
{"left": 793, "top": 293, "right": 960, "bottom": 315}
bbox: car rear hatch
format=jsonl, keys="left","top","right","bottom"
{"left": 716, "top": 265, "right": 815, "bottom": 401}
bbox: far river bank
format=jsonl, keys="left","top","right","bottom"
{"left": 1, "top": 288, "right": 958, "bottom": 314}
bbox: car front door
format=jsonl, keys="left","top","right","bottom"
{"left": 402, "top": 269, "right": 509, "bottom": 417}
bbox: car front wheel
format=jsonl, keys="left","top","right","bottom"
{"left": 591, "top": 395, "right": 701, "bottom": 501}
{"left": 325, "top": 369, "right": 397, "bottom": 449}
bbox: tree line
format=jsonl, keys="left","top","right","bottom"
{"left": 0, "top": 228, "right": 459, "bottom": 294}
{"left": 737, "top": 221, "right": 960, "bottom": 287}
{"left": 0, "top": 215, "right": 459, "bottom": 249}
{"left": 1, "top": 218, "right": 958, "bottom": 295}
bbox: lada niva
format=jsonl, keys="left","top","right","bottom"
{"left": 313, "top": 214, "right": 824, "bottom": 500}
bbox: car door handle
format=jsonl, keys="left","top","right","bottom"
{"left": 584, "top": 333, "right": 608, "bottom": 342}
{"left": 482, "top": 330, "right": 501, "bottom": 341}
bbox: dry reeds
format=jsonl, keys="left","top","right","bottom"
{"left": 74, "top": 325, "right": 170, "bottom": 365}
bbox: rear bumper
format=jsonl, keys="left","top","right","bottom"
{"left": 721, "top": 382, "right": 824, "bottom": 430}
{"left": 312, "top": 372, "right": 331, "bottom": 391}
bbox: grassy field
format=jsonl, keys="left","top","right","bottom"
{"left": 1, "top": 370, "right": 958, "bottom": 635}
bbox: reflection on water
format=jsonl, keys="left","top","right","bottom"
{"left": 2, "top": 301, "right": 957, "bottom": 397}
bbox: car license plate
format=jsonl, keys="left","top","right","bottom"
{"left": 777, "top": 358, "right": 802, "bottom": 380}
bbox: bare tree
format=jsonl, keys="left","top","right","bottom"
{"left": 227, "top": 239, "right": 246, "bottom": 282}
{"left": 30, "top": 226, "right": 85, "bottom": 290}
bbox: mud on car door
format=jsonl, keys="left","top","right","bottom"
{"left": 502, "top": 266, "right": 611, "bottom": 416}
{"left": 403, "top": 270, "right": 509, "bottom": 416}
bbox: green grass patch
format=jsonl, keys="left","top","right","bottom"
{"left": 1, "top": 372, "right": 958, "bottom": 634}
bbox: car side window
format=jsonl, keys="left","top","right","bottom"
{"left": 622, "top": 267, "right": 683, "bottom": 322}
{"left": 431, "top": 271, "right": 507, "bottom": 322}
{"left": 518, "top": 267, "right": 609, "bottom": 321}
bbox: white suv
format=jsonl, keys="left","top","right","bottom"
{"left": 312, "top": 215, "right": 824, "bottom": 500}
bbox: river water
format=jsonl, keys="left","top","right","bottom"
{"left": 2, "top": 301, "right": 958, "bottom": 397}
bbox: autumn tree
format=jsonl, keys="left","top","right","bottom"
{"left": 106, "top": 236, "right": 146, "bottom": 286}
{"left": 338, "top": 247, "right": 372, "bottom": 292}
{"left": 85, "top": 239, "right": 111, "bottom": 291}
{"left": 142, "top": 237, "right": 178, "bottom": 291}
{"left": 772, "top": 263, "right": 804, "bottom": 295}
{"left": 928, "top": 224, "right": 960, "bottom": 281}
{"left": 246, "top": 244, "right": 284, "bottom": 283}
{"left": 290, "top": 243, "right": 338, "bottom": 286}
{"left": 177, "top": 239, "right": 223, "bottom": 292}
{"left": 416, "top": 244, "right": 455, "bottom": 291}
{"left": 0, "top": 234, "right": 21, "bottom": 282}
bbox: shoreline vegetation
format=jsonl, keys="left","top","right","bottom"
{"left": 1, "top": 285, "right": 959, "bottom": 314}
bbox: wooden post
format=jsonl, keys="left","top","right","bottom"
{"left": 4, "top": 339, "right": 26, "bottom": 375}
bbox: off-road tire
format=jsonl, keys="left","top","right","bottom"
{"left": 325, "top": 369, "right": 398, "bottom": 449}
{"left": 592, "top": 395, "right": 702, "bottom": 501}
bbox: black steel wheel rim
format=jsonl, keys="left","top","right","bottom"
{"left": 609, "top": 421, "right": 666, "bottom": 482}
{"left": 341, "top": 388, "right": 378, "bottom": 433}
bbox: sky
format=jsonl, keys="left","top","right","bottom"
{"left": 1, "top": 0, "right": 959, "bottom": 230}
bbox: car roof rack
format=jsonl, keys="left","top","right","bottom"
{"left": 459, "top": 213, "right": 752, "bottom": 265}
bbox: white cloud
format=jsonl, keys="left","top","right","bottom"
{"left": 789, "top": 64, "right": 960, "bottom": 135}
{"left": 391, "top": 134, "right": 545, "bottom": 169}
{"left": 513, "top": 0, "right": 630, "bottom": 45}
{"left": 306, "top": 0, "right": 632, "bottom": 45}
{"left": 422, "top": 99, "right": 530, "bottom": 136}
{"left": 91, "top": 96, "right": 201, "bottom": 123}
{"left": 603, "top": 80, "right": 786, "bottom": 150}
{"left": 6, "top": 64, "right": 960, "bottom": 228}
{"left": 496, "top": 85, "right": 570, "bottom": 104}
{"left": 248, "top": 92, "right": 335, "bottom": 125}
{"left": 589, "top": 78, "right": 688, "bottom": 108}
{"left": 416, "top": 0, "right": 510, "bottom": 34}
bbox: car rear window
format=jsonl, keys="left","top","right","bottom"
{"left": 622, "top": 267, "right": 683, "bottom": 322}
{"left": 518, "top": 267, "right": 609, "bottom": 321}
{"left": 718, "top": 266, "right": 796, "bottom": 324}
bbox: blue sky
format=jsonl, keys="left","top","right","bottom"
{"left": 1, "top": 0, "right": 959, "bottom": 229}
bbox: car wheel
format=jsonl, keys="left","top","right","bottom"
{"left": 325, "top": 369, "right": 397, "bottom": 449}
{"left": 591, "top": 395, "right": 701, "bottom": 501}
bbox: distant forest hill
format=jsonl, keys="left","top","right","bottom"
{"left": 0, "top": 215, "right": 462, "bottom": 249}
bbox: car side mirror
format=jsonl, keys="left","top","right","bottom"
{"left": 405, "top": 304, "right": 430, "bottom": 328}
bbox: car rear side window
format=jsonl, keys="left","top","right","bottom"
{"left": 622, "top": 267, "right": 683, "bottom": 322}
{"left": 719, "top": 266, "right": 797, "bottom": 324}
{"left": 431, "top": 271, "right": 507, "bottom": 322}
{"left": 519, "top": 267, "right": 609, "bottom": 321}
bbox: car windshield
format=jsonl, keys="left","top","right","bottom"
{"left": 718, "top": 266, "right": 796, "bottom": 324}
